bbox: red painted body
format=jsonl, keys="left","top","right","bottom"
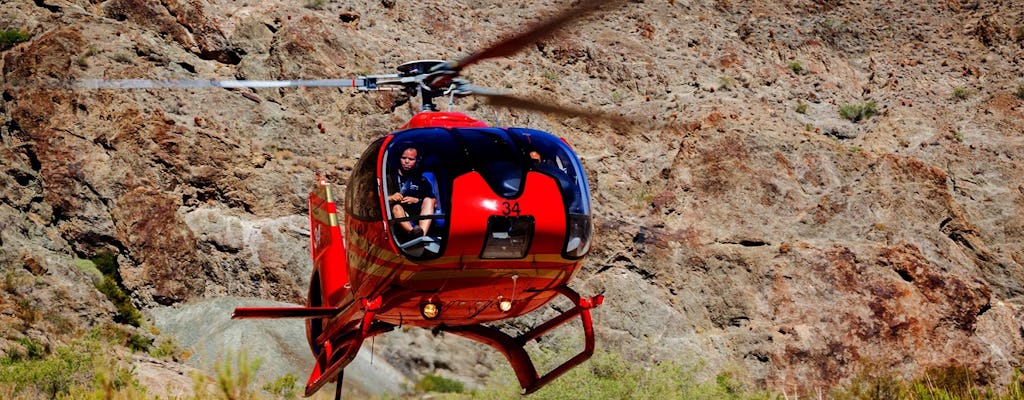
{"left": 233, "top": 111, "right": 602, "bottom": 397}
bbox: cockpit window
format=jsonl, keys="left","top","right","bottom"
{"left": 509, "top": 128, "right": 592, "bottom": 259}
{"left": 381, "top": 127, "right": 592, "bottom": 260}
{"left": 381, "top": 129, "right": 464, "bottom": 259}
{"left": 346, "top": 138, "right": 384, "bottom": 222}
{"left": 509, "top": 128, "right": 591, "bottom": 216}
{"left": 458, "top": 130, "right": 525, "bottom": 198}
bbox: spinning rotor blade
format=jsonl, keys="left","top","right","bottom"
{"left": 448, "top": 0, "right": 630, "bottom": 72}
{"left": 473, "top": 89, "right": 637, "bottom": 127}
{"left": 74, "top": 76, "right": 401, "bottom": 90}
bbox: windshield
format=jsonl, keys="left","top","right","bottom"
{"left": 381, "top": 127, "right": 591, "bottom": 259}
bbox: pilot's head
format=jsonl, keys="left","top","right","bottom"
{"left": 400, "top": 148, "right": 419, "bottom": 172}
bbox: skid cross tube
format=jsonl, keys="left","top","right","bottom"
{"left": 441, "top": 286, "right": 603, "bottom": 394}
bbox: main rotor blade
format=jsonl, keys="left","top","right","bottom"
{"left": 475, "top": 90, "right": 640, "bottom": 128}
{"left": 449, "top": 0, "right": 629, "bottom": 71}
{"left": 74, "top": 77, "right": 396, "bottom": 90}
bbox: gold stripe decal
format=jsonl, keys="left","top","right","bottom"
{"left": 310, "top": 186, "right": 339, "bottom": 227}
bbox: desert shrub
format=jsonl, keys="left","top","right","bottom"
{"left": 953, "top": 87, "right": 970, "bottom": 100}
{"left": 262, "top": 373, "right": 300, "bottom": 399}
{"left": 469, "top": 350, "right": 774, "bottom": 400}
{"left": 719, "top": 76, "right": 737, "bottom": 91}
{"left": 788, "top": 61, "right": 804, "bottom": 75}
{"left": 149, "top": 335, "right": 185, "bottom": 361}
{"left": 830, "top": 363, "right": 1024, "bottom": 400}
{"left": 215, "top": 350, "right": 261, "bottom": 400}
{"left": 838, "top": 101, "right": 877, "bottom": 122}
{"left": 85, "top": 253, "right": 145, "bottom": 327}
{"left": 1014, "top": 86, "right": 1024, "bottom": 101}
{"left": 0, "top": 343, "right": 95, "bottom": 398}
{"left": 415, "top": 373, "right": 465, "bottom": 394}
{"left": 0, "top": 29, "right": 30, "bottom": 49}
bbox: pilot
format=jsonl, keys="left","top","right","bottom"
{"left": 389, "top": 147, "right": 436, "bottom": 239}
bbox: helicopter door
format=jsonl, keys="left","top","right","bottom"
{"left": 381, "top": 129, "right": 463, "bottom": 259}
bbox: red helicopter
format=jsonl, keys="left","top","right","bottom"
{"left": 81, "top": 0, "right": 633, "bottom": 397}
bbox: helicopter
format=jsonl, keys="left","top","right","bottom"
{"left": 78, "top": 0, "right": 637, "bottom": 397}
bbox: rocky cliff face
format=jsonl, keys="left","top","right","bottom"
{"left": 2, "top": 0, "right": 1023, "bottom": 396}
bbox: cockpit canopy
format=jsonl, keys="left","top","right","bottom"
{"left": 349, "top": 127, "right": 592, "bottom": 260}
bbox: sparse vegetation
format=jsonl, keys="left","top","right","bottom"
{"left": 415, "top": 373, "right": 466, "bottom": 394}
{"left": 796, "top": 100, "right": 808, "bottom": 114}
{"left": 110, "top": 52, "right": 134, "bottom": 64}
{"left": 1014, "top": 85, "right": 1024, "bottom": 101}
{"left": 214, "top": 350, "right": 261, "bottom": 400}
{"left": 542, "top": 71, "right": 559, "bottom": 82}
{"left": 610, "top": 90, "right": 627, "bottom": 103}
{"left": 0, "top": 29, "right": 30, "bottom": 50}
{"left": 0, "top": 336, "right": 139, "bottom": 399}
{"left": 831, "top": 364, "right": 1024, "bottom": 400}
{"left": 788, "top": 61, "right": 804, "bottom": 75}
{"left": 719, "top": 75, "right": 737, "bottom": 91}
{"left": 81, "top": 253, "right": 145, "bottom": 328}
{"left": 953, "top": 86, "right": 970, "bottom": 100}
{"left": 262, "top": 373, "right": 300, "bottom": 400}
{"left": 468, "top": 350, "right": 773, "bottom": 400}
{"left": 839, "top": 101, "right": 877, "bottom": 123}
{"left": 305, "top": 0, "right": 327, "bottom": 9}
{"left": 76, "top": 45, "right": 101, "bottom": 68}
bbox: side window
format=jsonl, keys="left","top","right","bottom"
{"left": 513, "top": 129, "right": 591, "bottom": 216}
{"left": 512, "top": 128, "right": 593, "bottom": 259}
{"left": 345, "top": 138, "right": 383, "bottom": 222}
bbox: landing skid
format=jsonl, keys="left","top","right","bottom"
{"left": 233, "top": 287, "right": 603, "bottom": 397}
{"left": 441, "top": 286, "right": 604, "bottom": 394}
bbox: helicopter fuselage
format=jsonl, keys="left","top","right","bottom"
{"left": 235, "top": 111, "right": 602, "bottom": 397}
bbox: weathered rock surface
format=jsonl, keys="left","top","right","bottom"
{"left": 149, "top": 297, "right": 409, "bottom": 398}
{"left": 2, "top": 0, "right": 1023, "bottom": 396}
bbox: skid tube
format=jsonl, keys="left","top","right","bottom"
{"left": 440, "top": 286, "right": 604, "bottom": 395}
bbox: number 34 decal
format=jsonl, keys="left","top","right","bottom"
{"left": 501, "top": 201, "right": 521, "bottom": 216}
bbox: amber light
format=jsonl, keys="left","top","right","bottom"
{"left": 421, "top": 303, "right": 440, "bottom": 319}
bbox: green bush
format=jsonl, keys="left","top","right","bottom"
{"left": 953, "top": 87, "right": 970, "bottom": 100}
{"left": 839, "top": 101, "right": 877, "bottom": 123}
{"left": 0, "top": 29, "right": 30, "bottom": 50}
{"left": 788, "top": 61, "right": 804, "bottom": 75}
{"left": 415, "top": 373, "right": 466, "bottom": 394}
{"left": 0, "top": 344, "right": 94, "bottom": 398}
{"left": 262, "top": 373, "right": 300, "bottom": 399}
{"left": 85, "top": 253, "right": 145, "bottom": 327}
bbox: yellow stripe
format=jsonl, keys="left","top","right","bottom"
{"left": 397, "top": 268, "right": 571, "bottom": 281}
{"left": 310, "top": 185, "right": 339, "bottom": 227}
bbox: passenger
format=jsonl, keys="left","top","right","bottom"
{"left": 389, "top": 147, "right": 435, "bottom": 240}
{"left": 529, "top": 149, "right": 580, "bottom": 213}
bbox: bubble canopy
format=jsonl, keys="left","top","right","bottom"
{"left": 364, "top": 127, "right": 592, "bottom": 260}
